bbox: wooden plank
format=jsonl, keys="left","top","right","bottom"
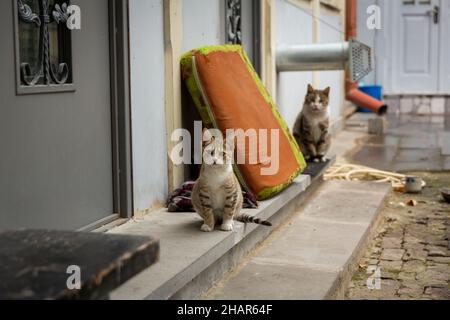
{"left": 260, "top": 0, "right": 277, "bottom": 100}
{"left": 164, "top": 0, "right": 184, "bottom": 193}
{"left": 0, "top": 230, "right": 159, "bottom": 299}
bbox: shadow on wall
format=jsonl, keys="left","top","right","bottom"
{"left": 181, "top": 82, "right": 203, "bottom": 181}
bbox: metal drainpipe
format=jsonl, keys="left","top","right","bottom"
{"left": 277, "top": 42, "right": 350, "bottom": 72}
{"left": 346, "top": 0, "right": 387, "bottom": 115}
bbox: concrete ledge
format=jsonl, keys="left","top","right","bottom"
{"left": 109, "top": 174, "right": 320, "bottom": 299}
{"left": 108, "top": 157, "right": 335, "bottom": 300}
{"left": 204, "top": 180, "right": 391, "bottom": 300}
{"left": 174, "top": 174, "right": 326, "bottom": 299}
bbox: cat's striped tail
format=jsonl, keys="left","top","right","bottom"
{"left": 234, "top": 214, "right": 272, "bottom": 227}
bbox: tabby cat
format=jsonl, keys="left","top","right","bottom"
{"left": 293, "top": 84, "right": 331, "bottom": 163}
{"left": 191, "top": 130, "right": 272, "bottom": 232}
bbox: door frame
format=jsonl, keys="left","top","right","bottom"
{"left": 79, "top": 0, "right": 133, "bottom": 231}
{"left": 252, "top": 0, "right": 262, "bottom": 75}
{"left": 109, "top": 0, "right": 133, "bottom": 222}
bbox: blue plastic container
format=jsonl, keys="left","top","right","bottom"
{"left": 357, "top": 85, "right": 383, "bottom": 113}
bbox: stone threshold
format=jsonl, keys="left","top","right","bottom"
{"left": 108, "top": 158, "right": 334, "bottom": 300}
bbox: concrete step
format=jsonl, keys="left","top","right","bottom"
{"left": 109, "top": 160, "right": 334, "bottom": 300}
{"left": 203, "top": 180, "right": 391, "bottom": 300}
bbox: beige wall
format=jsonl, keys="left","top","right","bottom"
{"left": 132, "top": 0, "right": 348, "bottom": 212}
{"left": 275, "top": 0, "right": 346, "bottom": 128}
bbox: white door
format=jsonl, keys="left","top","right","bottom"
{"left": 393, "top": 0, "right": 440, "bottom": 94}
{"left": 439, "top": 0, "right": 450, "bottom": 93}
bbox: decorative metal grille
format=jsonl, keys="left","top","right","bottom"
{"left": 226, "top": 0, "right": 242, "bottom": 45}
{"left": 349, "top": 39, "right": 373, "bottom": 83}
{"left": 17, "top": 0, "right": 72, "bottom": 87}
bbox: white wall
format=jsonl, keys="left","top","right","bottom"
{"left": 276, "top": 0, "right": 345, "bottom": 128}
{"left": 357, "top": 0, "right": 392, "bottom": 92}
{"left": 276, "top": 0, "right": 314, "bottom": 129}
{"left": 357, "top": 0, "right": 377, "bottom": 86}
{"left": 318, "top": 10, "right": 345, "bottom": 121}
{"left": 127, "top": 0, "right": 348, "bottom": 215}
{"left": 129, "top": 0, "right": 168, "bottom": 213}
{"left": 182, "top": 0, "right": 225, "bottom": 53}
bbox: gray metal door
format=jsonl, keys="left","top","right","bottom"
{"left": 0, "top": 0, "right": 114, "bottom": 230}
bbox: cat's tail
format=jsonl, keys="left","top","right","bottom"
{"left": 234, "top": 214, "right": 272, "bottom": 227}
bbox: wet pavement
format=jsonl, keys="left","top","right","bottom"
{"left": 344, "top": 113, "right": 450, "bottom": 300}
{"left": 349, "top": 114, "right": 450, "bottom": 172}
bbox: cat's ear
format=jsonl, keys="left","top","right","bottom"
{"left": 202, "top": 127, "right": 208, "bottom": 140}
{"left": 202, "top": 128, "right": 212, "bottom": 146}
{"left": 307, "top": 84, "right": 314, "bottom": 93}
{"left": 323, "top": 87, "right": 331, "bottom": 96}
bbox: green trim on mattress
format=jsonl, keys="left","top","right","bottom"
{"left": 181, "top": 45, "right": 306, "bottom": 200}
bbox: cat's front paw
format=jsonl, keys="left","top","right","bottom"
{"left": 220, "top": 222, "right": 234, "bottom": 232}
{"left": 201, "top": 224, "right": 214, "bottom": 232}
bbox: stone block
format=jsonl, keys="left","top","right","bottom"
{"left": 400, "top": 98, "right": 414, "bottom": 114}
{"left": 368, "top": 116, "right": 387, "bottom": 135}
{"left": 431, "top": 97, "right": 445, "bottom": 114}
{"left": 380, "top": 249, "right": 405, "bottom": 261}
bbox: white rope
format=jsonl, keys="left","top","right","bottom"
{"left": 324, "top": 163, "right": 424, "bottom": 187}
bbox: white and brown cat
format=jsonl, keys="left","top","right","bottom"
{"left": 293, "top": 84, "right": 331, "bottom": 163}
{"left": 192, "top": 130, "right": 272, "bottom": 232}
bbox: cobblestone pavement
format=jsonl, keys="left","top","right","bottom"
{"left": 346, "top": 172, "right": 450, "bottom": 300}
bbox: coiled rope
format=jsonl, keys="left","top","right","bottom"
{"left": 324, "top": 163, "right": 425, "bottom": 188}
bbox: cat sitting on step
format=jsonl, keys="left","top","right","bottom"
{"left": 293, "top": 84, "right": 331, "bottom": 163}
{"left": 192, "top": 130, "right": 272, "bottom": 232}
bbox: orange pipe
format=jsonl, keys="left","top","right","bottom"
{"left": 345, "top": 0, "right": 387, "bottom": 115}
{"left": 346, "top": 0, "right": 357, "bottom": 40}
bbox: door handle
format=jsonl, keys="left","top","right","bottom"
{"left": 427, "top": 5, "right": 440, "bottom": 24}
